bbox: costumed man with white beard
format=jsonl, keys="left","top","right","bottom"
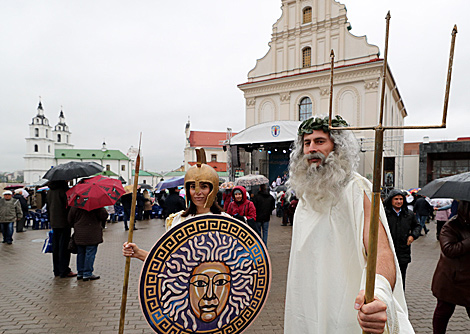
{"left": 284, "top": 115, "right": 414, "bottom": 334}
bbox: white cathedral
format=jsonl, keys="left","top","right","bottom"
{"left": 24, "top": 101, "right": 132, "bottom": 184}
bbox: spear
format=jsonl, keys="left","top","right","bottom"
{"left": 119, "top": 134, "right": 142, "bottom": 334}
{"left": 328, "top": 12, "right": 457, "bottom": 334}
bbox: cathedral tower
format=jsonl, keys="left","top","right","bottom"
{"left": 53, "top": 108, "right": 74, "bottom": 149}
{"left": 24, "top": 100, "right": 55, "bottom": 183}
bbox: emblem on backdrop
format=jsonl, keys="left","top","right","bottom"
{"left": 271, "top": 125, "right": 280, "bottom": 137}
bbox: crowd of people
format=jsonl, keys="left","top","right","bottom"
{"left": 2, "top": 115, "right": 469, "bottom": 333}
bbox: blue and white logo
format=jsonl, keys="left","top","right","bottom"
{"left": 271, "top": 125, "right": 280, "bottom": 137}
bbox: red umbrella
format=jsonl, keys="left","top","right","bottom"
{"left": 66, "top": 175, "right": 125, "bottom": 211}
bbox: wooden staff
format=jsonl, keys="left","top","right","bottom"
{"left": 119, "top": 134, "right": 142, "bottom": 334}
{"left": 328, "top": 12, "right": 457, "bottom": 334}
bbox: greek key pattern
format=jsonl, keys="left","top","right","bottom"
{"left": 140, "top": 215, "right": 271, "bottom": 334}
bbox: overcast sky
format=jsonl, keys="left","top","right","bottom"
{"left": 1, "top": 0, "right": 468, "bottom": 173}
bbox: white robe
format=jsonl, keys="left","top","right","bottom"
{"left": 284, "top": 173, "right": 414, "bottom": 334}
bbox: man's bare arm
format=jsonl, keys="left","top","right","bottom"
{"left": 363, "top": 192, "right": 396, "bottom": 289}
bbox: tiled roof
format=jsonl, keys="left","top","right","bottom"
{"left": 55, "top": 149, "right": 129, "bottom": 160}
{"left": 189, "top": 131, "right": 237, "bottom": 148}
{"left": 188, "top": 161, "right": 228, "bottom": 172}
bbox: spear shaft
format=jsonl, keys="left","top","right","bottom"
{"left": 119, "top": 135, "right": 142, "bottom": 334}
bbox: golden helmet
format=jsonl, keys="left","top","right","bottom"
{"left": 184, "top": 148, "right": 219, "bottom": 208}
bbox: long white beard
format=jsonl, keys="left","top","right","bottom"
{"left": 288, "top": 151, "right": 353, "bottom": 212}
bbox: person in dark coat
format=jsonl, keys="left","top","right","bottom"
{"left": 431, "top": 200, "right": 470, "bottom": 333}
{"left": 13, "top": 189, "right": 28, "bottom": 232}
{"left": 252, "top": 184, "right": 275, "bottom": 245}
{"left": 47, "top": 181, "right": 76, "bottom": 278}
{"left": 136, "top": 190, "right": 145, "bottom": 221}
{"left": 68, "top": 206, "right": 108, "bottom": 281}
{"left": 120, "top": 193, "right": 137, "bottom": 231}
{"left": 414, "top": 195, "right": 433, "bottom": 234}
{"left": 384, "top": 189, "right": 421, "bottom": 290}
{"left": 162, "top": 187, "right": 185, "bottom": 219}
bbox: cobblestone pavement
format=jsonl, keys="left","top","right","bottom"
{"left": 0, "top": 216, "right": 469, "bottom": 333}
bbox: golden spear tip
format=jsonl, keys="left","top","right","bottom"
{"left": 330, "top": 49, "right": 335, "bottom": 57}
{"left": 453, "top": 24, "right": 458, "bottom": 34}
{"left": 386, "top": 11, "right": 391, "bottom": 19}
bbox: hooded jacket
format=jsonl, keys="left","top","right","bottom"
{"left": 384, "top": 189, "right": 421, "bottom": 264}
{"left": 226, "top": 186, "right": 256, "bottom": 221}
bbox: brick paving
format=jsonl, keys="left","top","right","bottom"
{"left": 0, "top": 217, "right": 469, "bottom": 333}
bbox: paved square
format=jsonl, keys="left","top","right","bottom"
{"left": 0, "top": 217, "right": 468, "bottom": 333}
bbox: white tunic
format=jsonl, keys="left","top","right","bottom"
{"left": 284, "top": 173, "right": 414, "bottom": 334}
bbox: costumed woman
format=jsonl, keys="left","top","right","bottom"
{"left": 122, "top": 150, "right": 229, "bottom": 261}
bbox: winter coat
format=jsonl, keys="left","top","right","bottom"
{"left": 414, "top": 197, "right": 433, "bottom": 217}
{"left": 252, "top": 191, "right": 275, "bottom": 222}
{"left": 68, "top": 207, "right": 108, "bottom": 246}
{"left": 384, "top": 189, "right": 421, "bottom": 264}
{"left": 46, "top": 182, "right": 70, "bottom": 229}
{"left": 143, "top": 191, "right": 153, "bottom": 211}
{"left": 432, "top": 216, "right": 470, "bottom": 306}
{"left": 226, "top": 186, "right": 256, "bottom": 221}
{"left": 13, "top": 194, "right": 28, "bottom": 214}
{"left": 162, "top": 192, "right": 186, "bottom": 219}
{"left": 0, "top": 198, "right": 23, "bottom": 223}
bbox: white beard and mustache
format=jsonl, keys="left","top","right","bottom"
{"left": 288, "top": 150, "right": 355, "bottom": 212}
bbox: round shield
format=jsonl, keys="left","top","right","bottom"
{"left": 139, "top": 214, "right": 271, "bottom": 333}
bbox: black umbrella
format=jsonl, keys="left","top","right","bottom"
{"left": 43, "top": 161, "right": 104, "bottom": 181}
{"left": 418, "top": 171, "right": 470, "bottom": 201}
{"left": 139, "top": 183, "right": 152, "bottom": 189}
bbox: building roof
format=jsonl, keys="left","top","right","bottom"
{"left": 189, "top": 131, "right": 237, "bottom": 148}
{"left": 188, "top": 161, "right": 228, "bottom": 172}
{"left": 132, "top": 170, "right": 162, "bottom": 177}
{"left": 55, "top": 149, "right": 129, "bottom": 160}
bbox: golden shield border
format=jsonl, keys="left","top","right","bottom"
{"left": 139, "top": 214, "right": 271, "bottom": 333}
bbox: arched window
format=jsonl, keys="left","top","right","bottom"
{"left": 34, "top": 144, "right": 39, "bottom": 152}
{"left": 48, "top": 145, "right": 51, "bottom": 153}
{"left": 66, "top": 135, "right": 69, "bottom": 143}
{"left": 302, "top": 47, "right": 311, "bottom": 68}
{"left": 45, "top": 129, "right": 48, "bottom": 138}
{"left": 303, "top": 7, "right": 312, "bottom": 24}
{"left": 57, "top": 134, "right": 61, "bottom": 142}
{"left": 299, "top": 97, "right": 312, "bottom": 121}
{"left": 34, "top": 128, "right": 39, "bottom": 137}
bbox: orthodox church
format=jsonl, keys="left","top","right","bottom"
{"left": 24, "top": 101, "right": 131, "bottom": 184}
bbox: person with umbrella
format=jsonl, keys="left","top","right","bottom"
{"left": 122, "top": 154, "right": 229, "bottom": 261}
{"left": 47, "top": 181, "right": 76, "bottom": 278}
{"left": 67, "top": 176, "right": 124, "bottom": 281}
{"left": 68, "top": 205, "right": 108, "bottom": 281}
{"left": 431, "top": 200, "right": 470, "bottom": 333}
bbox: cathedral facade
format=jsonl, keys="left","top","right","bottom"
{"left": 24, "top": 101, "right": 131, "bottom": 184}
